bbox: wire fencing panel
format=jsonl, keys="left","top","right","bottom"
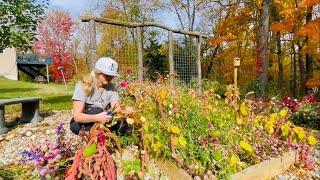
{"left": 172, "top": 33, "right": 198, "bottom": 87}
{"left": 94, "top": 20, "right": 203, "bottom": 90}
{"left": 98, "top": 24, "right": 138, "bottom": 77}
{"left": 142, "top": 27, "right": 169, "bottom": 80}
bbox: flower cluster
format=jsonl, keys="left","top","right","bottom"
{"left": 22, "top": 140, "right": 62, "bottom": 177}
{"left": 21, "top": 123, "right": 77, "bottom": 178}
{"left": 282, "top": 96, "right": 299, "bottom": 112}
{"left": 56, "top": 122, "right": 65, "bottom": 135}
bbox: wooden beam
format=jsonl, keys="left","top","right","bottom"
{"left": 81, "top": 16, "right": 211, "bottom": 38}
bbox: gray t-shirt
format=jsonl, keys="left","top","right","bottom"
{"left": 72, "top": 82, "right": 120, "bottom": 110}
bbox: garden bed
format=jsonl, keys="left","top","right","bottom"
{"left": 0, "top": 78, "right": 319, "bottom": 179}
{"left": 232, "top": 150, "right": 298, "bottom": 180}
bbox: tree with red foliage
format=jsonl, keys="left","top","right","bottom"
{"left": 34, "top": 10, "right": 73, "bottom": 82}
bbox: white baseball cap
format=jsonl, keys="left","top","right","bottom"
{"left": 95, "top": 57, "right": 120, "bottom": 77}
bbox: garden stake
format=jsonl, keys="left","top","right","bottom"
{"left": 234, "top": 57, "right": 240, "bottom": 104}
{"left": 58, "top": 66, "right": 67, "bottom": 90}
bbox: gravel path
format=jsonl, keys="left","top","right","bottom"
{"left": 0, "top": 111, "right": 79, "bottom": 166}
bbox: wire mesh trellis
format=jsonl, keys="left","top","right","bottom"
{"left": 142, "top": 26, "right": 169, "bottom": 80}
{"left": 172, "top": 33, "right": 198, "bottom": 87}
{"left": 84, "top": 16, "right": 207, "bottom": 93}
{"left": 97, "top": 24, "right": 138, "bottom": 77}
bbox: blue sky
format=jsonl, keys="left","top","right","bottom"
{"left": 49, "top": 0, "right": 179, "bottom": 28}
{"left": 49, "top": 0, "right": 92, "bottom": 18}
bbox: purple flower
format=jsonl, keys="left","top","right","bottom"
{"left": 21, "top": 150, "right": 42, "bottom": 163}
{"left": 56, "top": 123, "right": 65, "bottom": 135}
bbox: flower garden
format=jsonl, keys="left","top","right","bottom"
{"left": 2, "top": 0, "right": 320, "bottom": 179}
{"left": 0, "top": 73, "right": 319, "bottom": 180}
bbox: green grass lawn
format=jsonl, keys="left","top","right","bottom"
{"left": 0, "top": 77, "right": 74, "bottom": 114}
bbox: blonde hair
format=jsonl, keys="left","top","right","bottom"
{"left": 80, "top": 69, "right": 101, "bottom": 96}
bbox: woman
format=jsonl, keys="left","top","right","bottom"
{"left": 70, "top": 57, "right": 126, "bottom": 135}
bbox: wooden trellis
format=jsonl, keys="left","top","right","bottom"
{"left": 81, "top": 16, "right": 210, "bottom": 94}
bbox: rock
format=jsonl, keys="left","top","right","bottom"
{"left": 51, "top": 129, "right": 56, "bottom": 134}
{"left": 31, "top": 135, "right": 36, "bottom": 141}
{"left": 0, "top": 136, "right": 4, "bottom": 141}
{"left": 45, "top": 129, "right": 51, "bottom": 135}
{"left": 18, "top": 129, "right": 28, "bottom": 135}
{"left": 15, "top": 156, "right": 22, "bottom": 162}
{"left": 5, "top": 134, "right": 15, "bottom": 140}
{"left": 25, "top": 131, "right": 32, "bottom": 137}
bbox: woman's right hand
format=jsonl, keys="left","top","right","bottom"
{"left": 95, "top": 112, "right": 112, "bottom": 124}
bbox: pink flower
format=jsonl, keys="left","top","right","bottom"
{"left": 40, "top": 168, "right": 47, "bottom": 176}
{"left": 126, "top": 68, "right": 132, "bottom": 75}
{"left": 120, "top": 80, "right": 129, "bottom": 89}
{"left": 98, "top": 133, "right": 106, "bottom": 144}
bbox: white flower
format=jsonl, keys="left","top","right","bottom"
{"left": 168, "top": 111, "right": 173, "bottom": 115}
{"left": 126, "top": 118, "right": 134, "bottom": 125}
{"left": 140, "top": 116, "right": 147, "bottom": 123}
{"left": 169, "top": 104, "right": 173, "bottom": 109}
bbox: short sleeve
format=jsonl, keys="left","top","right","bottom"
{"left": 106, "top": 83, "right": 120, "bottom": 102}
{"left": 72, "top": 82, "right": 86, "bottom": 102}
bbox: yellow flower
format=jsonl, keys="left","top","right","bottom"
{"left": 140, "top": 116, "right": 147, "bottom": 123}
{"left": 240, "top": 141, "right": 253, "bottom": 153}
{"left": 254, "top": 115, "right": 263, "bottom": 124}
{"left": 178, "top": 136, "right": 187, "bottom": 147}
{"left": 267, "top": 126, "right": 274, "bottom": 135}
{"left": 126, "top": 117, "right": 134, "bottom": 125}
{"left": 293, "top": 127, "right": 306, "bottom": 140}
{"left": 158, "top": 90, "right": 167, "bottom": 99}
{"left": 154, "top": 142, "right": 162, "bottom": 151}
{"left": 279, "top": 109, "right": 288, "bottom": 117}
{"left": 280, "top": 124, "right": 289, "bottom": 137}
{"left": 230, "top": 154, "right": 238, "bottom": 167}
{"left": 240, "top": 102, "right": 249, "bottom": 117}
{"left": 236, "top": 117, "right": 243, "bottom": 124}
{"left": 269, "top": 113, "right": 277, "bottom": 123}
{"left": 171, "top": 126, "right": 181, "bottom": 134}
{"left": 308, "top": 136, "right": 317, "bottom": 146}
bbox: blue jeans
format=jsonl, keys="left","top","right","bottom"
{"left": 70, "top": 107, "right": 128, "bottom": 135}
{"left": 70, "top": 107, "right": 102, "bottom": 135}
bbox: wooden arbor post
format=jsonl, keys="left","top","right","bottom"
{"left": 168, "top": 31, "right": 174, "bottom": 87}
{"left": 136, "top": 27, "right": 143, "bottom": 82}
{"left": 89, "top": 20, "right": 97, "bottom": 68}
{"left": 196, "top": 36, "right": 202, "bottom": 95}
